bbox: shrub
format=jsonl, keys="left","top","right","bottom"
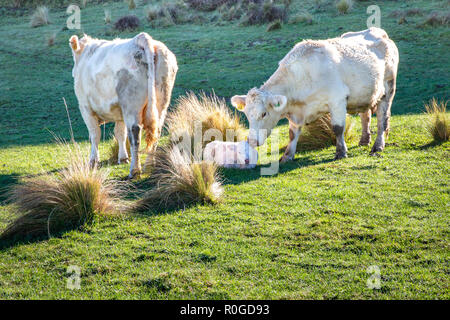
{"left": 296, "top": 114, "right": 356, "bottom": 151}
{"left": 0, "top": 145, "right": 125, "bottom": 241}
{"left": 138, "top": 145, "right": 223, "bottom": 211}
{"left": 336, "top": 0, "right": 353, "bottom": 15}
{"left": 266, "top": 19, "right": 281, "bottom": 31}
{"left": 165, "top": 92, "right": 246, "bottom": 154}
{"left": 30, "top": 6, "right": 50, "bottom": 28}
{"left": 114, "top": 15, "right": 140, "bottom": 31}
{"left": 425, "top": 99, "right": 449, "bottom": 142}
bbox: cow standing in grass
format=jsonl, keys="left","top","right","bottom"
{"left": 231, "top": 27, "right": 399, "bottom": 161}
{"left": 69, "top": 32, "right": 178, "bottom": 178}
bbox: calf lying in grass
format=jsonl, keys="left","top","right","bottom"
{"left": 203, "top": 140, "right": 258, "bottom": 169}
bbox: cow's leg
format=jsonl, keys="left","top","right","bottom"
{"left": 114, "top": 121, "right": 129, "bottom": 164}
{"left": 280, "top": 121, "right": 301, "bottom": 163}
{"left": 359, "top": 109, "right": 372, "bottom": 146}
{"left": 371, "top": 79, "right": 396, "bottom": 154}
{"left": 80, "top": 108, "right": 101, "bottom": 168}
{"left": 123, "top": 113, "right": 142, "bottom": 179}
{"left": 329, "top": 98, "right": 348, "bottom": 160}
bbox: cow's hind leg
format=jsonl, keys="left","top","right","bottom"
{"left": 371, "top": 79, "right": 395, "bottom": 155}
{"left": 80, "top": 108, "right": 101, "bottom": 168}
{"left": 114, "top": 121, "right": 129, "bottom": 164}
{"left": 123, "top": 113, "right": 142, "bottom": 179}
{"left": 329, "top": 97, "right": 348, "bottom": 160}
{"left": 359, "top": 109, "right": 372, "bottom": 146}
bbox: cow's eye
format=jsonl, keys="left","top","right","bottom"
{"left": 261, "top": 112, "right": 267, "bottom": 119}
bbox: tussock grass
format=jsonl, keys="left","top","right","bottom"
{"left": 336, "top": 0, "right": 352, "bottom": 15}
{"left": 297, "top": 114, "right": 356, "bottom": 151}
{"left": 114, "top": 15, "right": 140, "bottom": 31}
{"left": 47, "top": 32, "right": 56, "bottom": 46}
{"left": 289, "top": 11, "right": 313, "bottom": 24}
{"left": 266, "top": 19, "right": 282, "bottom": 31}
{"left": 0, "top": 144, "right": 125, "bottom": 241}
{"left": 389, "top": 8, "right": 423, "bottom": 18}
{"left": 166, "top": 92, "right": 246, "bottom": 153}
{"left": 128, "top": 0, "right": 136, "bottom": 10}
{"left": 30, "top": 6, "right": 50, "bottom": 28}
{"left": 145, "top": 2, "right": 202, "bottom": 26}
{"left": 425, "top": 99, "right": 449, "bottom": 142}
{"left": 184, "top": 0, "right": 227, "bottom": 11}
{"left": 138, "top": 146, "right": 223, "bottom": 211}
{"left": 104, "top": 9, "right": 111, "bottom": 24}
{"left": 419, "top": 11, "right": 450, "bottom": 27}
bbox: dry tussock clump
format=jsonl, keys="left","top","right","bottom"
{"left": 114, "top": 15, "right": 140, "bottom": 31}
{"left": 336, "top": 0, "right": 353, "bottom": 15}
{"left": 0, "top": 145, "right": 125, "bottom": 241}
{"left": 30, "top": 6, "right": 50, "bottom": 28}
{"left": 289, "top": 11, "right": 313, "bottom": 24}
{"left": 184, "top": 0, "right": 229, "bottom": 11}
{"left": 419, "top": 12, "right": 450, "bottom": 27}
{"left": 104, "top": 9, "right": 112, "bottom": 24}
{"left": 425, "top": 99, "right": 449, "bottom": 142}
{"left": 166, "top": 92, "right": 246, "bottom": 153}
{"left": 297, "top": 114, "right": 356, "bottom": 151}
{"left": 146, "top": 2, "right": 202, "bottom": 26}
{"left": 128, "top": 0, "right": 136, "bottom": 10}
{"left": 138, "top": 146, "right": 223, "bottom": 211}
{"left": 389, "top": 8, "right": 423, "bottom": 18}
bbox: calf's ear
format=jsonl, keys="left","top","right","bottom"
{"left": 231, "top": 95, "right": 247, "bottom": 111}
{"left": 69, "top": 35, "right": 80, "bottom": 52}
{"left": 269, "top": 94, "right": 287, "bottom": 112}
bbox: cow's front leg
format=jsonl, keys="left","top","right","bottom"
{"left": 280, "top": 122, "right": 301, "bottom": 163}
{"left": 330, "top": 98, "right": 348, "bottom": 160}
{"left": 80, "top": 108, "right": 101, "bottom": 168}
{"left": 114, "top": 121, "right": 129, "bottom": 164}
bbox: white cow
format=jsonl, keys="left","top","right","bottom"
{"left": 231, "top": 27, "right": 399, "bottom": 161}
{"left": 69, "top": 32, "right": 178, "bottom": 178}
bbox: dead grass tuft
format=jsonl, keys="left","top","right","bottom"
{"left": 0, "top": 144, "right": 126, "bottom": 241}
{"left": 30, "top": 6, "right": 50, "bottom": 28}
{"left": 425, "top": 99, "right": 449, "bottom": 142}
{"left": 336, "top": 0, "right": 352, "bottom": 15}
{"left": 137, "top": 146, "right": 223, "bottom": 211}
{"left": 297, "top": 114, "right": 356, "bottom": 151}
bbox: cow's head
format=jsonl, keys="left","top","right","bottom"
{"left": 231, "top": 88, "right": 287, "bottom": 147}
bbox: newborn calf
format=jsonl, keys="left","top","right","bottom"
{"left": 203, "top": 141, "right": 258, "bottom": 169}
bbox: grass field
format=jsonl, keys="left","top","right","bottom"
{"left": 0, "top": 0, "right": 449, "bottom": 299}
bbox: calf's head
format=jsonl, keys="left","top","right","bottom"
{"left": 231, "top": 88, "right": 287, "bottom": 147}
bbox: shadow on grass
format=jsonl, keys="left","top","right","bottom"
{"left": 418, "top": 140, "right": 447, "bottom": 150}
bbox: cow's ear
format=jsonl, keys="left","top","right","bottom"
{"left": 69, "top": 35, "right": 80, "bottom": 52}
{"left": 269, "top": 94, "right": 287, "bottom": 112}
{"left": 231, "top": 95, "right": 247, "bottom": 111}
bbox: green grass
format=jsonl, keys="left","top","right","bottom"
{"left": 0, "top": 0, "right": 449, "bottom": 299}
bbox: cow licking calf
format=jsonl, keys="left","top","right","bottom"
{"left": 231, "top": 27, "right": 399, "bottom": 161}
{"left": 69, "top": 32, "right": 178, "bottom": 178}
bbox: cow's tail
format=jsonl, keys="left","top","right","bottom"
{"left": 135, "top": 32, "right": 158, "bottom": 152}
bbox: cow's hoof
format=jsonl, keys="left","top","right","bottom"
{"left": 370, "top": 144, "right": 384, "bottom": 154}
{"left": 89, "top": 159, "right": 98, "bottom": 169}
{"left": 127, "top": 170, "right": 141, "bottom": 180}
{"left": 280, "top": 155, "right": 293, "bottom": 163}
{"left": 334, "top": 152, "right": 347, "bottom": 160}
{"left": 359, "top": 136, "right": 371, "bottom": 146}
{"left": 118, "top": 158, "right": 129, "bottom": 164}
